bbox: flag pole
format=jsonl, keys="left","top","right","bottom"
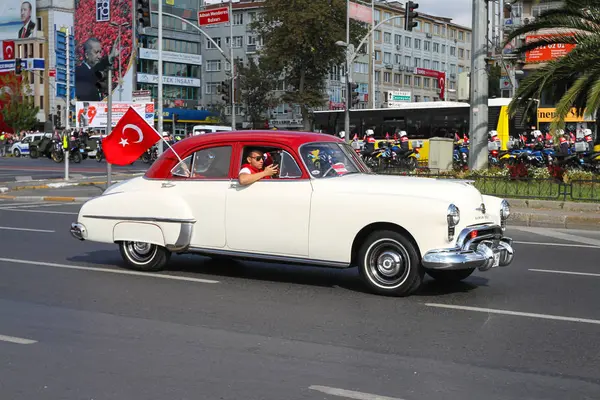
{"left": 152, "top": 131, "right": 184, "bottom": 165}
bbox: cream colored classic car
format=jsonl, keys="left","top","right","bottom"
{"left": 71, "top": 131, "right": 513, "bottom": 297}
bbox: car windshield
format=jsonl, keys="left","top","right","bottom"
{"left": 299, "top": 142, "right": 368, "bottom": 178}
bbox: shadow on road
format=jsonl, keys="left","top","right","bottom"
{"left": 68, "top": 250, "right": 486, "bottom": 296}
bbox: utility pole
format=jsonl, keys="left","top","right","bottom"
{"left": 107, "top": 66, "right": 113, "bottom": 187}
{"left": 229, "top": 0, "right": 235, "bottom": 130}
{"left": 65, "top": 29, "right": 70, "bottom": 181}
{"left": 469, "top": 0, "right": 489, "bottom": 170}
{"left": 157, "top": 0, "right": 164, "bottom": 155}
{"left": 370, "top": 0, "right": 375, "bottom": 109}
{"left": 344, "top": 0, "right": 351, "bottom": 142}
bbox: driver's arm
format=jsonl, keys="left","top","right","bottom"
{"left": 239, "top": 170, "right": 268, "bottom": 186}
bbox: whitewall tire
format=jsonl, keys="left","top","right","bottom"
{"left": 119, "top": 241, "right": 171, "bottom": 272}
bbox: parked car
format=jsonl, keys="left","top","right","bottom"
{"left": 10, "top": 133, "right": 52, "bottom": 157}
{"left": 70, "top": 131, "right": 514, "bottom": 297}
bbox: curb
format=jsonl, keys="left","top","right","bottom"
{"left": 507, "top": 198, "right": 600, "bottom": 212}
{"left": 0, "top": 195, "right": 92, "bottom": 202}
{"left": 510, "top": 210, "right": 600, "bottom": 230}
{"left": 0, "top": 180, "right": 121, "bottom": 192}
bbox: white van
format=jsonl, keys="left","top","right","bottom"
{"left": 192, "top": 125, "right": 233, "bottom": 135}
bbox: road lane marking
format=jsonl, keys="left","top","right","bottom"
{"left": 0, "top": 334, "right": 37, "bottom": 345}
{"left": 0, "top": 202, "right": 81, "bottom": 210}
{"left": 0, "top": 257, "right": 220, "bottom": 284}
{"left": 0, "top": 201, "right": 47, "bottom": 207}
{"left": 514, "top": 241, "right": 600, "bottom": 249}
{"left": 0, "top": 208, "right": 78, "bottom": 215}
{"left": 0, "top": 226, "right": 55, "bottom": 233}
{"left": 309, "top": 385, "right": 404, "bottom": 400}
{"left": 530, "top": 269, "right": 600, "bottom": 278}
{"left": 425, "top": 303, "right": 600, "bottom": 325}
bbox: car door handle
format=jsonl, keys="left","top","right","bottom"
{"left": 161, "top": 182, "right": 175, "bottom": 188}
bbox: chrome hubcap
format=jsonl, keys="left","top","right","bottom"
{"left": 367, "top": 240, "right": 411, "bottom": 288}
{"left": 125, "top": 242, "right": 157, "bottom": 263}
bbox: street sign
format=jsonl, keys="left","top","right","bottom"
{"left": 390, "top": 91, "right": 411, "bottom": 103}
{"left": 48, "top": 69, "right": 56, "bottom": 78}
{"left": 198, "top": 6, "right": 229, "bottom": 26}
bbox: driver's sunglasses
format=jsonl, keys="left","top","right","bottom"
{"left": 252, "top": 155, "right": 263, "bottom": 161}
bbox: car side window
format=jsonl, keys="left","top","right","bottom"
{"left": 171, "top": 155, "right": 193, "bottom": 178}
{"left": 191, "top": 146, "right": 232, "bottom": 179}
{"left": 279, "top": 151, "right": 302, "bottom": 179}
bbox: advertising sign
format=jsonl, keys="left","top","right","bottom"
{"left": 414, "top": 68, "right": 446, "bottom": 100}
{"left": 525, "top": 34, "right": 576, "bottom": 63}
{"left": 139, "top": 48, "right": 202, "bottom": 65}
{"left": 76, "top": 101, "right": 155, "bottom": 128}
{"left": 137, "top": 73, "right": 201, "bottom": 88}
{"left": 537, "top": 107, "right": 594, "bottom": 123}
{"left": 75, "top": 0, "right": 134, "bottom": 102}
{"left": 349, "top": 1, "right": 372, "bottom": 24}
{"left": 198, "top": 7, "right": 230, "bottom": 26}
{"left": 0, "top": 1, "right": 37, "bottom": 40}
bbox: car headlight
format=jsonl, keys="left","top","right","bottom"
{"left": 500, "top": 200, "right": 510, "bottom": 220}
{"left": 447, "top": 204, "right": 460, "bottom": 241}
{"left": 447, "top": 204, "right": 460, "bottom": 227}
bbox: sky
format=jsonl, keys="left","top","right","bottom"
{"left": 407, "top": 0, "right": 472, "bottom": 28}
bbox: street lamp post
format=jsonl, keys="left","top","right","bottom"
{"left": 110, "top": 21, "right": 130, "bottom": 102}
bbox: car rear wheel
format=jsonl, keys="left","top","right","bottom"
{"left": 426, "top": 268, "right": 475, "bottom": 283}
{"left": 119, "top": 241, "right": 171, "bottom": 272}
{"left": 357, "top": 230, "right": 423, "bottom": 297}
{"left": 13, "top": 148, "right": 21, "bottom": 157}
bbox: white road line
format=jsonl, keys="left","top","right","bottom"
{"left": 309, "top": 386, "right": 404, "bottom": 400}
{"left": 530, "top": 269, "right": 600, "bottom": 278}
{"left": 0, "top": 202, "right": 81, "bottom": 209}
{"left": 514, "top": 241, "right": 600, "bottom": 249}
{"left": 0, "top": 257, "right": 220, "bottom": 284}
{"left": 0, "top": 201, "right": 47, "bottom": 207}
{"left": 425, "top": 303, "right": 600, "bottom": 326}
{"left": 0, "top": 226, "right": 55, "bottom": 233}
{"left": 0, "top": 208, "right": 78, "bottom": 215}
{"left": 0, "top": 334, "right": 37, "bottom": 345}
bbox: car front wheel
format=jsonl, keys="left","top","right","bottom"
{"left": 119, "top": 241, "right": 171, "bottom": 272}
{"left": 358, "top": 230, "right": 423, "bottom": 297}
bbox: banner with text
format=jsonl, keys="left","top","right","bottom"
{"left": 76, "top": 101, "right": 155, "bottom": 128}
{"left": 414, "top": 68, "right": 446, "bottom": 100}
{"left": 525, "top": 34, "right": 576, "bottom": 63}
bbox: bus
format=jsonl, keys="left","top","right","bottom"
{"left": 312, "top": 98, "right": 526, "bottom": 159}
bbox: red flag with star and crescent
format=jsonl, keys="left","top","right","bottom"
{"left": 102, "top": 107, "right": 161, "bottom": 166}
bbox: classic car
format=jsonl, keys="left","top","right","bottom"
{"left": 70, "top": 131, "right": 514, "bottom": 297}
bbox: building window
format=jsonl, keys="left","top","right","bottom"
{"left": 442, "top": 62, "right": 446, "bottom": 70}
{"left": 375, "top": 71, "right": 380, "bottom": 83}
{"left": 414, "top": 39, "right": 421, "bottom": 49}
{"left": 423, "top": 78, "right": 430, "bottom": 88}
{"left": 384, "top": 32, "right": 392, "bottom": 44}
{"left": 434, "top": 25, "right": 440, "bottom": 35}
{"left": 414, "top": 57, "right": 420, "bottom": 67}
{"left": 383, "top": 52, "right": 391, "bottom": 64}
{"left": 354, "top": 62, "right": 368, "bottom": 74}
{"left": 404, "top": 75, "right": 411, "bottom": 86}
{"left": 207, "top": 37, "right": 221, "bottom": 49}
{"left": 394, "top": 73, "right": 401, "bottom": 84}
{"left": 374, "top": 9, "right": 380, "bottom": 24}
{"left": 39, "top": 95, "right": 44, "bottom": 110}
{"left": 442, "top": 44, "right": 446, "bottom": 54}
{"left": 450, "top": 29, "right": 455, "bottom": 39}
{"left": 424, "top": 23, "right": 431, "bottom": 33}
{"left": 395, "top": 54, "right": 401, "bottom": 64}
{"left": 205, "top": 82, "right": 219, "bottom": 95}
{"left": 248, "top": 35, "right": 257, "bottom": 45}
{"left": 414, "top": 77, "right": 421, "bottom": 87}
{"left": 375, "top": 30, "right": 381, "bottom": 41}
{"left": 226, "top": 36, "right": 243, "bottom": 48}
{"left": 383, "top": 72, "right": 391, "bottom": 83}
{"left": 39, "top": 43, "right": 43, "bottom": 57}
{"left": 467, "top": 32, "right": 471, "bottom": 42}
{"left": 458, "top": 31, "right": 464, "bottom": 41}
{"left": 394, "top": 34, "right": 402, "bottom": 45}
{"left": 233, "top": 13, "right": 243, "bottom": 25}
{"left": 423, "top": 59, "right": 430, "bottom": 68}
{"left": 433, "top": 43, "right": 439, "bottom": 52}
{"left": 248, "top": 12, "right": 256, "bottom": 22}
{"left": 405, "top": 37, "right": 411, "bottom": 47}
{"left": 450, "top": 46, "right": 456, "bottom": 56}
{"left": 384, "top": 11, "right": 392, "bottom": 21}
{"left": 459, "top": 48, "right": 464, "bottom": 58}
{"left": 375, "top": 50, "right": 381, "bottom": 61}
{"left": 432, "top": 61, "right": 439, "bottom": 70}
{"left": 466, "top": 50, "right": 471, "bottom": 59}
{"left": 424, "top": 41, "right": 430, "bottom": 51}
{"left": 206, "top": 60, "right": 221, "bottom": 72}
{"left": 404, "top": 56, "right": 411, "bottom": 66}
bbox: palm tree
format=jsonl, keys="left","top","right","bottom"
{"left": 504, "top": 0, "right": 600, "bottom": 132}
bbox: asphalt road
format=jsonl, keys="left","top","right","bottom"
{"left": 0, "top": 200, "right": 599, "bottom": 400}
{"left": 0, "top": 156, "right": 148, "bottom": 182}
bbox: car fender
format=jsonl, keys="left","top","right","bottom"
{"left": 77, "top": 190, "right": 195, "bottom": 249}
{"left": 113, "top": 222, "right": 165, "bottom": 246}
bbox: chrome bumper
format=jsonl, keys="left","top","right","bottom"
{"left": 70, "top": 222, "right": 86, "bottom": 241}
{"left": 422, "top": 225, "right": 514, "bottom": 272}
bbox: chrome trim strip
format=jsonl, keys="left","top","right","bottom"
{"left": 82, "top": 215, "right": 196, "bottom": 224}
{"left": 187, "top": 246, "right": 349, "bottom": 268}
{"left": 167, "top": 222, "right": 194, "bottom": 252}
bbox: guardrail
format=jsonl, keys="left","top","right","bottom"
{"left": 373, "top": 167, "right": 600, "bottom": 203}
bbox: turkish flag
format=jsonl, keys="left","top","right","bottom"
{"left": 2, "top": 41, "right": 15, "bottom": 60}
{"left": 102, "top": 107, "right": 161, "bottom": 166}
{"left": 438, "top": 72, "right": 446, "bottom": 100}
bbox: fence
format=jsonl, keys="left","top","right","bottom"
{"left": 373, "top": 168, "right": 600, "bottom": 203}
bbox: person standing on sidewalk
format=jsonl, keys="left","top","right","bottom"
{"left": 0, "top": 132, "right": 6, "bottom": 157}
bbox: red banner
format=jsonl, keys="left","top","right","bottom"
{"left": 525, "top": 34, "right": 576, "bottom": 63}
{"left": 414, "top": 68, "right": 446, "bottom": 100}
{"left": 2, "top": 41, "right": 15, "bottom": 60}
{"left": 198, "top": 7, "right": 229, "bottom": 26}
{"left": 349, "top": 1, "right": 372, "bottom": 24}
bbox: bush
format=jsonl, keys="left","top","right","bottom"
{"left": 564, "top": 169, "right": 595, "bottom": 183}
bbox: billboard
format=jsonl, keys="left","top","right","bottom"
{"left": 74, "top": 0, "right": 134, "bottom": 102}
{"left": 525, "top": 34, "right": 576, "bottom": 63}
{"left": 0, "top": 1, "right": 37, "bottom": 40}
{"left": 413, "top": 68, "right": 446, "bottom": 100}
{"left": 76, "top": 101, "right": 155, "bottom": 129}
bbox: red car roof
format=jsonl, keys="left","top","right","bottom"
{"left": 145, "top": 130, "right": 341, "bottom": 179}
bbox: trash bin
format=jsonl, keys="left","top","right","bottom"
{"left": 428, "top": 137, "right": 454, "bottom": 172}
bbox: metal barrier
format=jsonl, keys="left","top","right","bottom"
{"left": 372, "top": 168, "right": 600, "bottom": 203}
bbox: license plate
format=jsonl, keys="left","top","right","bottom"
{"left": 492, "top": 252, "right": 500, "bottom": 268}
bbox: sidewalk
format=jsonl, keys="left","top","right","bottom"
{"left": 0, "top": 173, "right": 140, "bottom": 194}
{"left": 1, "top": 184, "right": 599, "bottom": 230}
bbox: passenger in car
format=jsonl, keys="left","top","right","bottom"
{"left": 238, "top": 148, "right": 279, "bottom": 185}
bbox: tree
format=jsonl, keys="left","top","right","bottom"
{"left": 0, "top": 73, "right": 39, "bottom": 134}
{"left": 504, "top": 0, "right": 600, "bottom": 132}
{"left": 236, "top": 58, "right": 277, "bottom": 129}
{"left": 251, "top": 0, "right": 368, "bottom": 130}
{"left": 488, "top": 64, "right": 502, "bottom": 98}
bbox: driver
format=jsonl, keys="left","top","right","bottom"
{"left": 238, "top": 148, "right": 279, "bottom": 186}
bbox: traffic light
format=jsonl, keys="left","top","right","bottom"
{"left": 350, "top": 83, "right": 360, "bottom": 106}
{"left": 220, "top": 80, "right": 231, "bottom": 103}
{"left": 14, "top": 58, "right": 21, "bottom": 75}
{"left": 138, "top": 0, "right": 151, "bottom": 27}
{"left": 405, "top": 1, "right": 419, "bottom": 31}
